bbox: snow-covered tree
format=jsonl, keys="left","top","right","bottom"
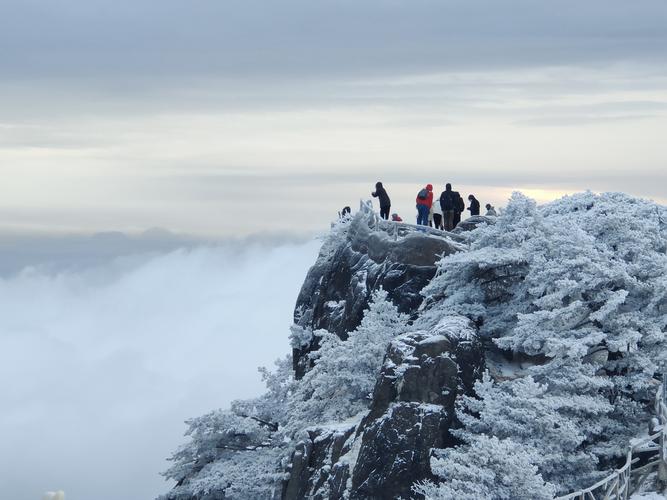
{"left": 161, "top": 409, "right": 281, "bottom": 498}
{"left": 162, "top": 289, "right": 408, "bottom": 498}
{"left": 420, "top": 191, "right": 667, "bottom": 493}
{"left": 161, "top": 355, "right": 294, "bottom": 499}
{"left": 414, "top": 435, "right": 556, "bottom": 500}
{"left": 457, "top": 371, "right": 611, "bottom": 492}
{"left": 423, "top": 192, "right": 666, "bottom": 361}
{"left": 176, "top": 446, "right": 286, "bottom": 499}
{"left": 285, "top": 288, "right": 409, "bottom": 435}
{"left": 423, "top": 191, "right": 667, "bottom": 404}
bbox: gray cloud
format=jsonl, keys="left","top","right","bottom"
{"left": 0, "top": 228, "right": 312, "bottom": 277}
{"left": 2, "top": 0, "right": 666, "bottom": 83}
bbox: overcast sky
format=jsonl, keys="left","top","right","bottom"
{"left": 1, "top": 0, "right": 666, "bottom": 236}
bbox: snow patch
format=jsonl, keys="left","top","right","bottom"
{"left": 418, "top": 334, "right": 448, "bottom": 346}
{"left": 431, "top": 315, "right": 477, "bottom": 341}
{"left": 338, "top": 428, "right": 365, "bottom": 499}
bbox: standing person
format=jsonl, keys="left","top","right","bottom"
{"left": 416, "top": 184, "right": 433, "bottom": 226}
{"left": 467, "top": 195, "right": 480, "bottom": 216}
{"left": 371, "top": 182, "right": 391, "bottom": 220}
{"left": 431, "top": 193, "right": 443, "bottom": 229}
{"left": 453, "top": 190, "right": 465, "bottom": 228}
{"left": 485, "top": 203, "right": 497, "bottom": 216}
{"left": 439, "top": 183, "right": 457, "bottom": 231}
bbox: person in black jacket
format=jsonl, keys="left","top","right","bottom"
{"left": 372, "top": 182, "right": 391, "bottom": 220}
{"left": 439, "top": 183, "right": 457, "bottom": 231}
{"left": 453, "top": 190, "right": 465, "bottom": 228}
{"left": 467, "top": 195, "right": 480, "bottom": 216}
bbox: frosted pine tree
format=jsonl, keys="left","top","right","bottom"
{"left": 414, "top": 435, "right": 556, "bottom": 500}
{"left": 161, "top": 408, "right": 284, "bottom": 499}
{"left": 162, "top": 289, "right": 409, "bottom": 498}
{"left": 458, "top": 371, "right": 611, "bottom": 492}
{"left": 161, "top": 356, "right": 295, "bottom": 499}
{"left": 420, "top": 191, "right": 667, "bottom": 493}
{"left": 286, "top": 288, "right": 409, "bottom": 435}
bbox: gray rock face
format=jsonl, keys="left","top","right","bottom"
{"left": 292, "top": 210, "right": 464, "bottom": 378}
{"left": 282, "top": 424, "right": 357, "bottom": 500}
{"left": 282, "top": 319, "right": 485, "bottom": 500}
{"left": 350, "top": 322, "right": 484, "bottom": 499}
{"left": 351, "top": 402, "right": 445, "bottom": 499}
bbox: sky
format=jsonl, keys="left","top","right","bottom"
{"left": 1, "top": 0, "right": 666, "bottom": 237}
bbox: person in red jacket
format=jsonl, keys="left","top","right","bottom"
{"left": 415, "top": 184, "right": 433, "bottom": 226}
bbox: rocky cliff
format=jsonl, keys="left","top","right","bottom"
{"left": 162, "top": 205, "right": 493, "bottom": 500}
{"left": 282, "top": 209, "right": 486, "bottom": 499}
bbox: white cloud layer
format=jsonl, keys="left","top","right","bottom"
{"left": 0, "top": 238, "right": 321, "bottom": 500}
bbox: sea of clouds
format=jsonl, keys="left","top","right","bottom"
{"left": 0, "top": 233, "right": 321, "bottom": 500}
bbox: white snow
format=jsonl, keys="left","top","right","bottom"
{"left": 418, "top": 334, "right": 449, "bottom": 346}
{"left": 430, "top": 315, "right": 477, "bottom": 341}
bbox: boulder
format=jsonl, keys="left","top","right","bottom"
{"left": 452, "top": 215, "right": 495, "bottom": 233}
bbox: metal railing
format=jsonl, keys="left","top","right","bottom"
{"left": 556, "top": 378, "right": 667, "bottom": 500}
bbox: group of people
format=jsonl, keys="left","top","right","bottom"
{"left": 371, "top": 181, "right": 497, "bottom": 231}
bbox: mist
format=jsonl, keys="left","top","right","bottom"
{"left": 0, "top": 237, "right": 321, "bottom": 500}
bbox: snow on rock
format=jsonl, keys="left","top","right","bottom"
{"left": 429, "top": 314, "right": 479, "bottom": 341}
{"left": 452, "top": 214, "right": 496, "bottom": 233}
{"left": 282, "top": 417, "right": 362, "bottom": 500}
{"left": 281, "top": 313, "right": 484, "bottom": 500}
{"left": 291, "top": 205, "right": 462, "bottom": 378}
